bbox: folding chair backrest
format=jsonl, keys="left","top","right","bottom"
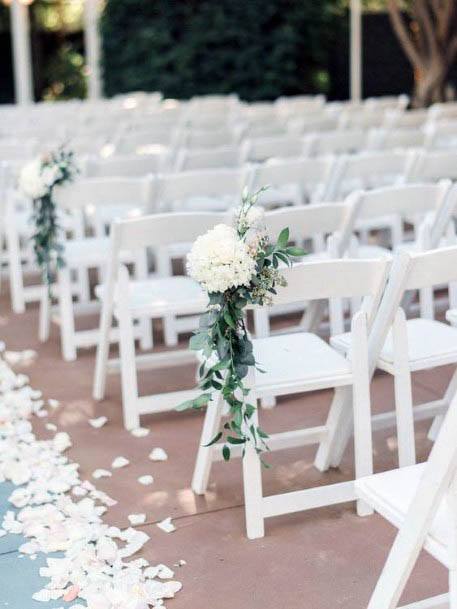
{"left": 85, "top": 154, "right": 168, "bottom": 178}
{"left": 405, "top": 245, "right": 457, "bottom": 291}
{"left": 272, "top": 258, "right": 389, "bottom": 306}
{"left": 304, "top": 130, "right": 367, "bottom": 156}
{"left": 250, "top": 156, "right": 335, "bottom": 204}
{"left": 54, "top": 176, "right": 155, "bottom": 212}
{"left": 0, "top": 141, "right": 37, "bottom": 162}
{"left": 326, "top": 151, "right": 413, "bottom": 200}
{"left": 175, "top": 146, "right": 245, "bottom": 171}
{"left": 424, "top": 120, "right": 457, "bottom": 150}
{"left": 369, "top": 128, "right": 425, "bottom": 150}
{"left": 408, "top": 150, "right": 457, "bottom": 182}
{"left": 156, "top": 168, "right": 248, "bottom": 211}
{"left": 112, "top": 211, "right": 228, "bottom": 252}
{"left": 182, "top": 129, "right": 241, "bottom": 149}
{"left": 355, "top": 181, "right": 452, "bottom": 224}
{"left": 263, "top": 202, "right": 357, "bottom": 253}
{"left": 116, "top": 129, "right": 179, "bottom": 154}
{"left": 242, "top": 136, "right": 304, "bottom": 163}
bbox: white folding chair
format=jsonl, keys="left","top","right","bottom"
{"left": 247, "top": 156, "right": 336, "bottom": 208}
{"left": 92, "top": 211, "right": 227, "bottom": 429}
{"left": 41, "top": 176, "right": 155, "bottom": 361}
{"left": 180, "top": 128, "right": 242, "bottom": 149}
{"left": 332, "top": 246, "right": 457, "bottom": 469}
{"left": 192, "top": 257, "right": 391, "bottom": 539}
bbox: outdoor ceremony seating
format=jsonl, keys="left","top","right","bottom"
{"left": 192, "top": 257, "right": 391, "bottom": 539}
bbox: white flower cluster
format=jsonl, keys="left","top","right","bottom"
{"left": 187, "top": 223, "right": 256, "bottom": 293}
{"left": 19, "top": 158, "right": 62, "bottom": 200}
{"left": 236, "top": 205, "right": 265, "bottom": 232}
{"left": 0, "top": 347, "right": 182, "bottom": 609}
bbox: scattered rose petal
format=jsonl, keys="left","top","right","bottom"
{"left": 63, "top": 585, "right": 80, "bottom": 602}
{"left": 128, "top": 513, "right": 146, "bottom": 526}
{"left": 130, "top": 427, "right": 150, "bottom": 438}
{"left": 45, "top": 423, "right": 57, "bottom": 432}
{"left": 92, "top": 469, "right": 112, "bottom": 479}
{"left": 111, "top": 456, "right": 129, "bottom": 469}
{"left": 149, "top": 447, "right": 168, "bottom": 461}
{"left": 88, "top": 416, "right": 107, "bottom": 429}
{"left": 48, "top": 398, "right": 60, "bottom": 409}
{"left": 138, "top": 475, "right": 154, "bottom": 486}
{"left": 156, "top": 517, "right": 176, "bottom": 533}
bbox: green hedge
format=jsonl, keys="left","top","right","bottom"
{"left": 101, "top": 0, "right": 341, "bottom": 101}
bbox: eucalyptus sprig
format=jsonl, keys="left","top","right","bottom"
{"left": 178, "top": 190, "right": 306, "bottom": 462}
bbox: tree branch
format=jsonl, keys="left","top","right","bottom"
{"left": 415, "top": 0, "right": 440, "bottom": 58}
{"left": 387, "top": 0, "right": 423, "bottom": 69}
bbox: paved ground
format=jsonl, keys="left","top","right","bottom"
{"left": 0, "top": 284, "right": 450, "bottom": 609}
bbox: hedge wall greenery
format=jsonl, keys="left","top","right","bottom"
{"left": 101, "top": 0, "right": 342, "bottom": 101}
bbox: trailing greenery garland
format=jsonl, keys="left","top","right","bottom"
{"left": 178, "top": 190, "right": 305, "bottom": 462}
{"left": 19, "top": 148, "right": 78, "bottom": 286}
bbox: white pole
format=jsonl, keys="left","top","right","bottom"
{"left": 84, "top": 0, "right": 102, "bottom": 100}
{"left": 350, "top": 0, "right": 362, "bottom": 102}
{"left": 9, "top": 0, "right": 34, "bottom": 105}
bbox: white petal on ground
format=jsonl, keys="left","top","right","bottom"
{"left": 130, "top": 427, "right": 150, "bottom": 438}
{"left": 149, "top": 447, "right": 168, "bottom": 461}
{"left": 45, "top": 423, "right": 57, "bottom": 432}
{"left": 128, "top": 513, "right": 146, "bottom": 526}
{"left": 92, "top": 468, "right": 112, "bottom": 479}
{"left": 156, "top": 517, "right": 176, "bottom": 533}
{"left": 0, "top": 347, "right": 182, "bottom": 608}
{"left": 138, "top": 475, "right": 154, "bottom": 486}
{"left": 111, "top": 456, "right": 129, "bottom": 469}
{"left": 88, "top": 416, "right": 107, "bottom": 429}
{"left": 47, "top": 398, "right": 60, "bottom": 409}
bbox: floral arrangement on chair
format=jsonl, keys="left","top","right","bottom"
{"left": 178, "top": 189, "right": 305, "bottom": 461}
{"left": 19, "top": 148, "right": 78, "bottom": 286}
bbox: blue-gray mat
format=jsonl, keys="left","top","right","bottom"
{"left": 0, "top": 483, "right": 80, "bottom": 608}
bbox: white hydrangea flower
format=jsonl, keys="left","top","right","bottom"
{"left": 187, "top": 224, "right": 256, "bottom": 293}
{"left": 41, "top": 164, "right": 62, "bottom": 188}
{"left": 19, "top": 159, "right": 48, "bottom": 199}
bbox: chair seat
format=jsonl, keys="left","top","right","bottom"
{"left": 64, "top": 237, "right": 134, "bottom": 268}
{"left": 253, "top": 332, "right": 352, "bottom": 396}
{"left": 356, "top": 463, "right": 452, "bottom": 567}
{"left": 332, "top": 318, "right": 457, "bottom": 372}
{"left": 97, "top": 276, "right": 207, "bottom": 317}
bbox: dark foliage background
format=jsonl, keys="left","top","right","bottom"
{"left": 101, "top": 0, "right": 341, "bottom": 101}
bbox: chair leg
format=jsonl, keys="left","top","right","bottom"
{"left": 392, "top": 308, "right": 416, "bottom": 467}
{"left": 162, "top": 314, "right": 178, "bottom": 347}
{"left": 429, "top": 367, "right": 457, "bottom": 442}
{"left": 139, "top": 317, "right": 154, "bottom": 351}
{"left": 252, "top": 309, "right": 276, "bottom": 409}
{"left": 6, "top": 223, "right": 25, "bottom": 314}
{"left": 242, "top": 405, "right": 265, "bottom": 540}
{"left": 351, "top": 311, "right": 374, "bottom": 516}
{"left": 314, "top": 386, "right": 352, "bottom": 472}
{"left": 57, "top": 267, "right": 77, "bottom": 362}
{"left": 76, "top": 266, "right": 91, "bottom": 303}
{"left": 38, "top": 287, "right": 51, "bottom": 342}
{"left": 191, "top": 394, "right": 224, "bottom": 494}
{"left": 118, "top": 292, "right": 140, "bottom": 430}
{"left": 93, "top": 293, "right": 114, "bottom": 402}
